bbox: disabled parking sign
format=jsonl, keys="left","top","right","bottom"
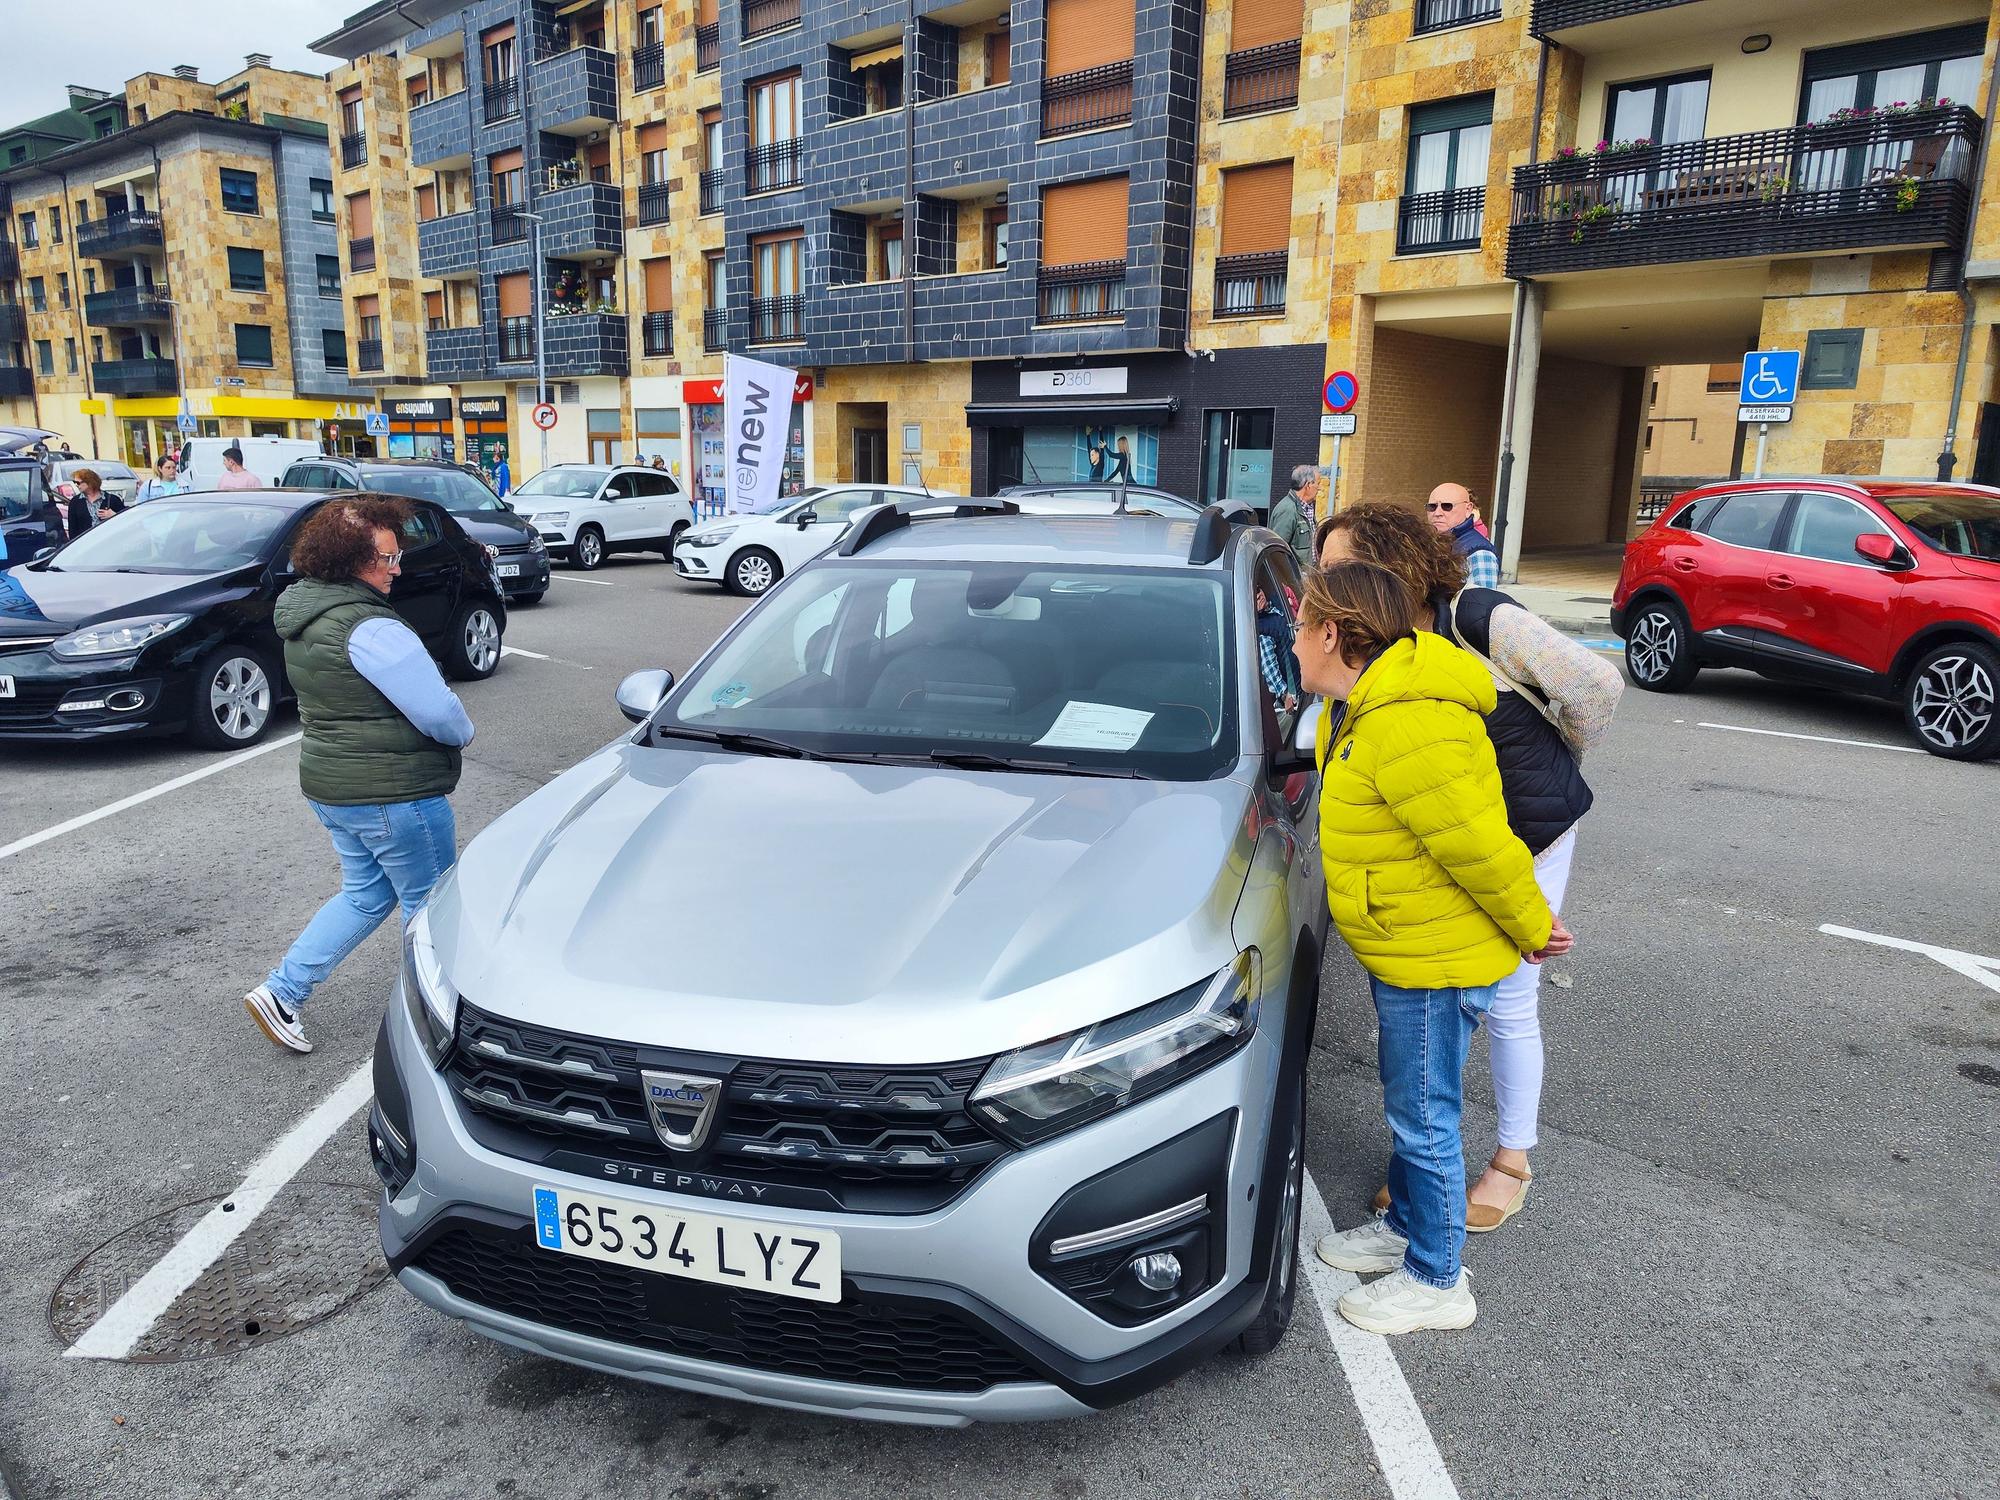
{"left": 1739, "top": 351, "right": 1801, "bottom": 407}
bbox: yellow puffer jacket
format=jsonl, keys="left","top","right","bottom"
{"left": 1316, "top": 632, "right": 1553, "bottom": 989}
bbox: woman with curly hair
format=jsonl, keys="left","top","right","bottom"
{"left": 242, "top": 497, "right": 475, "bottom": 1054}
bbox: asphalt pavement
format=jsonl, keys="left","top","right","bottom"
{"left": 1, "top": 556, "right": 1993, "bottom": 1500}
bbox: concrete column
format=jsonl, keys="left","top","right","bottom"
{"left": 1496, "top": 280, "right": 1543, "bottom": 579}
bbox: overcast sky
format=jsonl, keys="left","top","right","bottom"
{"left": 9, "top": 0, "right": 340, "bottom": 121}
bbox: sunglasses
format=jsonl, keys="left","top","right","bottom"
{"left": 1426, "top": 501, "right": 1459, "bottom": 512}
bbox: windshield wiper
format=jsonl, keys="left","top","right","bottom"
{"left": 647, "top": 723, "right": 822, "bottom": 759}
{"left": 918, "top": 749, "right": 1151, "bottom": 779}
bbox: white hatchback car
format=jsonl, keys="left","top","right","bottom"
{"left": 674, "top": 483, "right": 957, "bottom": 595}
{"left": 510, "top": 463, "right": 695, "bottom": 571}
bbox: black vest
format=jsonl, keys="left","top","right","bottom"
{"left": 1433, "top": 588, "right": 1593, "bottom": 855}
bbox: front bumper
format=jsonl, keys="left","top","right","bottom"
{"left": 496, "top": 555, "right": 551, "bottom": 597}
{"left": 0, "top": 643, "right": 184, "bottom": 740}
{"left": 375, "top": 979, "right": 1288, "bottom": 1425}
{"left": 672, "top": 547, "right": 721, "bottom": 579}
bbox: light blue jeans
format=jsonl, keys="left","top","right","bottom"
{"left": 267, "top": 797, "right": 457, "bottom": 1007}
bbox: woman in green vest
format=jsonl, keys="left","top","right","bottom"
{"left": 243, "top": 496, "right": 474, "bottom": 1055}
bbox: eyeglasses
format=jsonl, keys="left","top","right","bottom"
{"left": 376, "top": 550, "right": 403, "bottom": 566}
{"left": 1426, "top": 501, "right": 1458, "bottom": 513}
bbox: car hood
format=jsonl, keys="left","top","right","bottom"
{"left": 1948, "top": 553, "right": 2000, "bottom": 583}
{"left": 452, "top": 509, "right": 537, "bottom": 545}
{"left": 0, "top": 563, "right": 254, "bottom": 633}
{"left": 429, "top": 740, "right": 1257, "bottom": 1064}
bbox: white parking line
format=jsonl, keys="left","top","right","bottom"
{"left": 0, "top": 730, "right": 303, "bottom": 863}
{"left": 1820, "top": 924, "right": 2000, "bottom": 997}
{"left": 552, "top": 573, "right": 617, "bottom": 587}
{"left": 1697, "top": 721, "right": 1923, "bottom": 754}
{"left": 1300, "top": 1171, "right": 1461, "bottom": 1500}
{"left": 501, "top": 645, "right": 551, "bottom": 660}
{"left": 65, "top": 1060, "right": 373, "bottom": 1360}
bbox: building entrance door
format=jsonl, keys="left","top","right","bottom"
{"left": 853, "top": 427, "right": 887, "bottom": 483}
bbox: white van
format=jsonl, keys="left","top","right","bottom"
{"left": 176, "top": 436, "right": 321, "bottom": 491}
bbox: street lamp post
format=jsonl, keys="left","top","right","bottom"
{"left": 519, "top": 211, "right": 549, "bottom": 476}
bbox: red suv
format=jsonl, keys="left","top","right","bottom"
{"left": 1612, "top": 481, "right": 2000, "bottom": 759}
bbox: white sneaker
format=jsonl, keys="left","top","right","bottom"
{"left": 1337, "top": 1266, "right": 1476, "bottom": 1335}
{"left": 1315, "top": 1215, "right": 1409, "bottom": 1274}
{"left": 245, "top": 985, "right": 312, "bottom": 1054}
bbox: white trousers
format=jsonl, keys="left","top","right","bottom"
{"left": 1489, "top": 829, "right": 1576, "bottom": 1153}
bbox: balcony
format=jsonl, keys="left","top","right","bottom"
{"left": 83, "top": 286, "right": 173, "bottom": 326}
{"left": 427, "top": 325, "right": 486, "bottom": 380}
{"left": 1507, "top": 107, "right": 1983, "bottom": 278}
{"left": 497, "top": 316, "right": 536, "bottom": 365}
{"left": 418, "top": 211, "right": 479, "bottom": 277}
{"left": 746, "top": 139, "right": 803, "bottom": 195}
{"left": 340, "top": 129, "right": 367, "bottom": 170}
{"left": 704, "top": 306, "right": 727, "bottom": 352}
{"left": 532, "top": 44, "right": 618, "bottom": 136}
{"left": 483, "top": 75, "right": 520, "bottom": 124}
{"left": 543, "top": 310, "right": 629, "bottom": 376}
{"left": 492, "top": 206, "right": 530, "bottom": 246}
{"left": 0, "top": 240, "right": 15, "bottom": 278}
{"left": 642, "top": 311, "right": 674, "bottom": 357}
{"left": 1223, "top": 41, "right": 1299, "bottom": 119}
{"left": 92, "top": 357, "right": 178, "bottom": 395}
{"left": 1398, "top": 186, "right": 1486, "bottom": 255}
{"left": 638, "top": 180, "right": 671, "bottom": 227}
{"left": 743, "top": 0, "right": 800, "bottom": 41}
{"left": 748, "top": 295, "right": 803, "bottom": 344}
{"left": 410, "top": 91, "right": 472, "bottom": 168}
{"left": 0, "top": 304, "right": 24, "bottom": 341}
{"left": 540, "top": 180, "right": 624, "bottom": 257}
{"left": 1530, "top": 0, "right": 1695, "bottom": 38}
{"left": 1037, "top": 261, "right": 1126, "bottom": 324}
{"left": 1416, "top": 0, "right": 1502, "bottom": 34}
{"left": 700, "top": 168, "right": 724, "bottom": 216}
{"left": 77, "top": 211, "right": 164, "bottom": 259}
{"left": 1043, "top": 61, "right": 1133, "bottom": 138}
{"left": 633, "top": 41, "right": 665, "bottom": 91}
{"left": 696, "top": 23, "right": 720, "bottom": 72}
{"left": 1213, "top": 252, "right": 1288, "bottom": 317}
{"left": 349, "top": 236, "right": 377, "bottom": 273}
{"left": 0, "top": 366, "right": 32, "bottom": 397}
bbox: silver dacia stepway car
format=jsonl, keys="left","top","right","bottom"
{"left": 371, "top": 498, "right": 1328, "bottom": 1425}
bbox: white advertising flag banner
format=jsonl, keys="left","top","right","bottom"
{"left": 722, "top": 353, "right": 799, "bottom": 515}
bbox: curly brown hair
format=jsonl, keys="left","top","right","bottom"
{"left": 71, "top": 467, "right": 103, "bottom": 494}
{"left": 289, "top": 497, "right": 412, "bottom": 581}
{"left": 1297, "top": 561, "right": 1419, "bottom": 668}
{"left": 1315, "top": 501, "right": 1465, "bottom": 615}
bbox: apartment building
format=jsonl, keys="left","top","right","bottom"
{"left": 0, "top": 61, "right": 371, "bottom": 467}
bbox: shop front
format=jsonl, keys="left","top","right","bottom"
{"left": 385, "top": 397, "right": 455, "bottom": 461}
{"left": 683, "top": 374, "right": 813, "bottom": 518}
{"left": 462, "top": 396, "right": 509, "bottom": 484}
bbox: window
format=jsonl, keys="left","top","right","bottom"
{"left": 64, "top": 337, "right": 77, "bottom": 375}
{"left": 1216, "top": 161, "right": 1292, "bottom": 315}
{"left": 1045, "top": 0, "right": 1135, "bottom": 78}
{"left": 639, "top": 122, "right": 670, "bottom": 186}
{"left": 57, "top": 273, "right": 70, "bottom": 309}
{"left": 637, "top": 406, "right": 680, "bottom": 471}
{"left": 1202, "top": 408, "right": 1277, "bottom": 507}
{"left": 6, "top": 146, "right": 22, "bottom": 166}
{"left": 752, "top": 231, "right": 803, "bottom": 341}
{"left": 483, "top": 22, "right": 518, "bottom": 83}
{"left": 227, "top": 247, "right": 266, "bottom": 292}
{"left": 355, "top": 295, "right": 382, "bottom": 343}
{"left": 985, "top": 206, "right": 1009, "bottom": 267}
{"left": 1802, "top": 24, "right": 1982, "bottom": 125}
{"left": 877, "top": 222, "right": 903, "bottom": 282}
{"left": 1041, "top": 176, "right": 1130, "bottom": 269}
{"left": 425, "top": 290, "right": 447, "bottom": 330}
{"left": 490, "top": 150, "right": 523, "bottom": 207}
{"left": 1780, "top": 492, "right": 1891, "bottom": 563}
{"left": 1804, "top": 328, "right": 1864, "bottom": 390}
{"left": 1607, "top": 71, "right": 1709, "bottom": 147}
{"left": 750, "top": 72, "right": 801, "bottom": 147}
{"left": 35, "top": 340, "right": 52, "bottom": 375}
{"left": 637, "top": 3, "right": 663, "bottom": 46}
{"left": 702, "top": 108, "right": 722, "bottom": 170}
{"left": 220, "top": 168, "right": 260, "bottom": 215}
{"left": 84, "top": 268, "right": 97, "bottom": 294}
{"left": 316, "top": 254, "right": 341, "bottom": 298}
{"left": 416, "top": 182, "right": 439, "bottom": 221}
{"left": 586, "top": 140, "right": 612, "bottom": 184}
{"left": 588, "top": 409, "right": 622, "bottom": 465}
{"left": 987, "top": 26, "right": 1011, "bottom": 85}
{"left": 91, "top": 335, "right": 104, "bottom": 362}
{"left": 234, "top": 323, "right": 274, "bottom": 368}
{"left": 49, "top": 206, "right": 63, "bottom": 244}
{"left": 340, "top": 90, "right": 365, "bottom": 138}
{"left": 310, "top": 178, "right": 335, "bottom": 222}
{"left": 322, "top": 329, "right": 349, "bottom": 370}
{"left": 705, "top": 251, "right": 725, "bottom": 307}
{"left": 408, "top": 73, "right": 430, "bottom": 109}
{"left": 1702, "top": 490, "right": 1790, "bottom": 550}
{"left": 1400, "top": 95, "right": 1491, "bottom": 253}
{"left": 75, "top": 199, "right": 90, "bottom": 225}
{"left": 27, "top": 277, "right": 45, "bottom": 312}
{"left": 18, "top": 213, "right": 36, "bottom": 248}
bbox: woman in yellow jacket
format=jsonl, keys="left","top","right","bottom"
{"left": 1293, "top": 561, "right": 1572, "bottom": 1334}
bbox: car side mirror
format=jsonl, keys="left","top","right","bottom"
{"left": 1271, "top": 698, "right": 1323, "bottom": 775}
{"left": 31, "top": 546, "right": 55, "bottom": 562}
{"left": 616, "top": 668, "right": 675, "bottom": 724}
{"left": 795, "top": 512, "right": 817, "bottom": 529}
{"left": 1854, "top": 532, "right": 1915, "bottom": 570}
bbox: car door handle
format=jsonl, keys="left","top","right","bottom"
{"left": 1672, "top": 557, "right": 1698, "bottom": 572}
{"left": 1768, "top": 573, "right": 1795, "bottom": 590}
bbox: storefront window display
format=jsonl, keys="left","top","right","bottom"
{"left": 1019, "top": 424, "right": 1159, "bottom": 486}
{"left": 462, "top": 397, "right": 508, "bottom": 483}
{"left": 636, "top": 408, "right": 683, "bottom": 478}
{"left": 385, "top": 398, "right": 455, "bottom": 461}
{"left": 689, "top": 399, "right": 805, "bottom": 517}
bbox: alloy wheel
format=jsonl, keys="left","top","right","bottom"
{"left": 1629, "top": 609, "right": 1678, "bottom": 684}
{"left": 209, "top": 657, "right": 271, "bottom": 742}
{"left": 735, "top": 553, "right": 775, "bottom": 594}
{"left": 464, "top": 608, "right": 501, "bottom": 674}
{"left": 1910, "top": 653, "right": 1995, "bottom": 750}
{"left": 577, "top": 531, "right": 603, "bottom": 568}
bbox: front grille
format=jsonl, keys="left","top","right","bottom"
{"left": 0, "top": 680, "right": 69, "bottom": 726}
{"left": 446, "top": 1001, "right": 1012, "bottom": 1211}
{"left": 413, "top": 1221, "right": 1038, "bottom": 1393}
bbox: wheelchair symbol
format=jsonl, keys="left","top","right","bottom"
{"left": 1745, "top": 360, "right": 1784, "bottom": 400}
{"left": 1740, "top": 351, "right": 1799, "bottom": 405}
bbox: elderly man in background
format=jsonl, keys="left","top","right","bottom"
{"left": 1428, "top": 482, "right": 1499, "bottom": 588}
{"left": 1269, "top": 464, "right": 1321, "bottom": 570}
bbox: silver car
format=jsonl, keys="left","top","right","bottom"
{"left": 371, "top": 500, "right": 1329, "bottom": 1424}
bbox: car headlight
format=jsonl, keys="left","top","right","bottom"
{"left": 971, "top": 950, "right": 1260, "bottom": 1147}
{"left": 533, "top": 510, "right": 569, "bottom": 528}
{"left": 401, "top": 906, "right": 459, "bottom": 1068}
{"left": 527, "top": 535, "right": 546, "bottom": 552}
{"left": 50, "top": 613, "right": 192, "bottom": 659}
{"left": 683, "top": 527, "right": 735, "bottom": 548}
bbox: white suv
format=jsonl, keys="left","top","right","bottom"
{"left": 674, "top": 483, "right": 956, "bottom": 595}
{"left": 511, "top": 463, "right": 695, "bottom": 571}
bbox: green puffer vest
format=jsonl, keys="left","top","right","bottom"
{"left": 274, "top": 579, "right": 462, "bottom": 807}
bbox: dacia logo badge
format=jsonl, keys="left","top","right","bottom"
{"left": 640, "top": 1069, "right": 724, "bottom": 1152}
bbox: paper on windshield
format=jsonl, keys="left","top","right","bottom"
{"left": 1035, "top": 701, "right": 1154, "bottom": 752}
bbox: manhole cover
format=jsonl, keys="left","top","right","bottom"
{"left": 49, "top": 1180, "right": 387, "bottom": 1362}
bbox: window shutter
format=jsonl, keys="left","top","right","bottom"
{"left": 645, "top": 257, "right": 674, "bottom": 310}
{"left": 497, "top": 272, "right": 531, "bottom": 318}
{"left": 1706, "top": 361, "right": 1742, "bottom": 389}
{"left": 1410, "top": 94, "right": 1494, "bottom": 135}
{"left": 1219, "top": 161, "right": 1293, "bottom": 257}
{"left": 416, "top": 183, "right": 438, "bottom": 220}
{"left": 356, "top": 295, "right": 379, "bottom": 319}
{"left": 1230, "top": 0, "right": 1303, "bottom": 50}
{"left": 483, "top": 20, "right": 516, "bottom": 45}
{"left": 347, "top": 191, "right": 373, "bottom": 238}
{"left": 637, "top": 122, "right": 669, "bottom": 154}
{"left": 425, "top": 290, "right": 445, "bottom": 323}
{"left": 490, "top": 148, "right": 523, "bottom": 175}
{"left": 587, "top": 140, "right": 611, "bottom": 173}
{"left": 1041, "top": 175, "right": 1130, "bottom": 265}
{"left": 1045, "top": 0, "right": 1135, "bottom": 76}
{"left": 697, "top": 0, "right": 717, "bottom": 24}
{"left": 986, "top": 30, "right": 1011, "bottom": 85}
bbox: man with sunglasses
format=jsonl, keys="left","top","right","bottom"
{"left": 243, "top": 497, "right": 475, "bottom": 1054}
{"left": 1427, "top": 482, "right": 1500, "bottom": 588}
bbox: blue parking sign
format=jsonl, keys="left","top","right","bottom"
{"left": 1739, "top": 351, "right": 1801, "bottom": 406}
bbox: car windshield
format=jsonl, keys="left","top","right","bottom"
{"left": 513, "top": 469, "right": 608, "bottom": 500}
{"left": 1881, "top": 491, "right": 2000, "bottom": 560}
{"left": 47, "top": 500, "right": 289, "bottom": 573}
{"left": 667, "top": 559, "right": 1234, "bottom": 779}
{"left": 361, "top": 468, "right": 502, "bottom": 512}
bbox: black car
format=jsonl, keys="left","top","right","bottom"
{"left": 279, "top": 456, "right": 552, "bottom": 605}
{"left": 1, "top": 455, "right": 66, "bottom": 569}
{"left": 0, "top": 490, "right": 505, "bottom": 748}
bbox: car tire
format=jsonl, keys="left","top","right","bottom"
{"left": 445, "top": 600, "right": 504, "bottom": 681}
{"left": 1902, "top": 639, "right": 2000, "bottom": 760}
{"left": 1624, "top": 596, "right": 1699, "bottom": 693}
{"left": 728, "top": 547, "right": 780, "bottom": 596}
{"left": 513, "top": 590, "right": 545, "bottom": 606}
{"left": 186, "top": 645, "right": 277, "bottom": 750}
{"left": 1234, "top": 1066, "right": 1304, "bottom": 1358}
{"left": 661, "top": 521, "right": 688, "bottom": 560}
{"left": 574, "top": 525, "right": 607, "bottom": 571}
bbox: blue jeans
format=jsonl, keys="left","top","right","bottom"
{"left": 1373, "top": 976, "right": 1498, "bottom": 1289}
{"left": 266, "top": 797, "right": 457, "bottom": 1007}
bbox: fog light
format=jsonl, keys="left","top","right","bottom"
{"left": 107, "top": 689, "right": 146, "bottom": 712}
{"left": 1130, "top": 1251, "right": 1182, "bottom": 1292}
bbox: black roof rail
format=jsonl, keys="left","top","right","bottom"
{"left": 1187, "top": 504, "right": 1231, "bottom": 565}
{"left": 837, "top": 495, "right": 1020, "bottom": 557}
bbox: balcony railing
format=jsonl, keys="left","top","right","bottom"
{"left": 91, "top": 357, "right": 178, "bottom": 394}
{"left": 357, "top": 338, "right": 384, "bottom": 372}
{"left": 1037, "top": 260, "right": 1126, "bottom": 324}
{"left": 483, "top": 75, "right": 520, "bottom": 123}
{"left": 1530, "top": 0, "right": 1695, "bottom": 38}
{"left": 1398, "top": 186, "right": 1486, "bottom": 254}
{"left": 76, "top": 211, "right": 163, "bottom": 258}
{"left": 743, "top": 0, "right": 800, "bottom": 39}
{"left": 745, "top": 139, "right": 803, "bottom": 195}
{"left": 1042, "top": 60, "right": 1133, "bottom": 138}
{"left": 1415, "top": 0, "right": 1503, "bottom": 34}
{"left": 638, "top": 180, "right": 671, "bottom": 226}
{"left": 642, "top": 310, "right": 674, "bottom": 357}
{"left": 498, "top": 316, "right": 535, "bottom": 364}
{"left": 1507, "top": 106, "right": 1983, "bottom": 277}
{"left": 704, "top": 306, "right": 727, "bottom": 352}
{"left": 633, "top": 41, "right": 665, "bottom": 90}
{"left": 1223, "top": 41, "right": 1300, "bottom": 119}
{"left": 1213, "top": 251, "right": 1288, "bottom": 317}
{"left": 340, "top": 129, "right": 367, "bottom": 169}
{"left": 492, "top": 206, "right": 529, "bottom": 246}
{"left": 426, "top": 325, "right": 485, "bottom": 380}
{"left": 82, "top": 286, "right": 173, "bottom": 326}
{"left": 748, "top": 295, "right": 803, "bottom": 343}
{"left": 0, "top": 366, "right": 32, "bottom": 397}
{"left": 696, "top": 23, "right": 720, "bottom": 71}
{"left": 700, "top": 168, "right": 724, "bottom": 215}
{"left": 349, "top": 236, "right": 377, "bottom": 272}
{"left": 0, "top": 304, "right": 24, "bottom": 340}
{"left": 0, "top": 240, "right": 15, "bottom": 278}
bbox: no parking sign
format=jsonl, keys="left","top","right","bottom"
{"left": 1323, "top": 371, "right": 1359, "bottom": 414}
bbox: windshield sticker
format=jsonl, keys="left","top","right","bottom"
{"left": 1035, "top": 701, "right": 1154, "bottom": 752}
{"left": 710, "top": 680, "right": 751, "bottom": 708}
